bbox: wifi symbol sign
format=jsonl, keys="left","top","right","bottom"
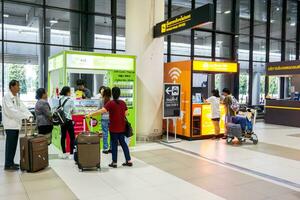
{"left": 168, "top": 67, "right": 182, "bottom": 83}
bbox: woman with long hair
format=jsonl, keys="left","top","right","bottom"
{"left": 88, "top": 87, "right": 132, "bottom": 168}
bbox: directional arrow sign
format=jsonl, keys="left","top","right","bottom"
{"left": 163, "top": 83, "right": 181, "bottom": 118}
{"left": 166, "top": 87, "right": 172, "bottom": 95}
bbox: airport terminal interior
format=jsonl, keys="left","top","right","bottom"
{"left": 0, "top": 0, "right": 300, "bottom": 199}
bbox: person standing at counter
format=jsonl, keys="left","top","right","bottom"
{"left": 76, "top": 79, "right": 92, "bottom": 99}
{"left": 100, "top": 87, "right": 112, "bottom": 154}
{"left": 222, "top": 88, "right": 236, "bottom": 139}
{"left": 2, "top": 80, "right": 33, "bottom": 170}
{"left": 87, "top": 87, "right": 132, "bottom": 168}
{"left": 35, "top": 88, "right": 53, "bottom": 145}
{"left": 59, "top": 86, "right": 75, "bottom": 159}
{"left": 205, "top": 89, "right": 221, "bottom": 140}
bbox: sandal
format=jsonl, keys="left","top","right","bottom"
{"left": 108, "top": 163, "right": 117, "bottom": 168}
{"left": 122, "top": 162, "right": 133, "bottom": 167}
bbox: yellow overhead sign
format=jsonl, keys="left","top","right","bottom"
{"left": 193, "top": 61, "right": 238, "bottom": 73}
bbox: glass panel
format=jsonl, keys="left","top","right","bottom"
{"left": 117, "top": 0, "right": 126, "bottom": 17}
{"left": 239, "top": 61, "right": 249, "bottom": 104}
{"left": 171, "top": 0, "right": 191, "bottom": 17}
{"left": 285, "top": 42, "right": 296, "bottom": 61}
{"left": 269, "top": 39, "right": 281, "bottom": 62}
{"left": 270, "top": 0, "right": 282, "bottom": 39}
{"left": 95, "top": 0, "right": 111, "bottom": 14}
{"left": 216, "top": 0, "right": 232, "bottom": 32}
{"left": 254, "top": 0, "right": 267, "bottom": 37}
{"left": 239, "top": 0, "right": 250, "bottom": 35}
{"left": 286, "top": 0, "right": 297, "bottom": 41}
{"left": 253, "top": 37, "right": 266, "bottom": 61}
{"left": 171, "top": 55, "right": 190, "bottom": 61}
{"left": 4, "top": 2, "right": 43, "bottom": 43}
{"left": 117, "top": 19, "right": 125, "bottom": 50}
{"left": 46, "top": 9, "right": 74, "bottom": 46}
{"left": 165, "top": 0, "right": 169, "bottom": 19}
{"left": 238, "top": 35, "right": 249, "bottom": 60}
{"left": 164, "top": 38, "right": 168, "bottom": 54}
{"left": 49, "top": 45, "right": 70, "bottom": 57}
{"left": 171, "top": 30, "right": 191, "bottom": 56}
{"left": 268, "top": 76, "right": 280, "bottom": 99}
{"left": 46, "top": 0, "right": 82, "bottom": 11}
{"left": 194, "top": 31, "right": 212, "bottom": 57}
{"left": 11, "top": 0, "right": 42, "bottom": 4}
{"left": 94, "top": 15, "right": 112, "bottom": 49}
{"left": 253, "top": 62, "right": 265, "bottom": 105}
{"left": 4, "top": 42, "right": 40, "bottom": 106}
{"left": 216, "top": 34, "right": 232, "bottom": 58}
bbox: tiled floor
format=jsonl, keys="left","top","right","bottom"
{"left": 0, "top": 122, "right": 300, "bottom": 200}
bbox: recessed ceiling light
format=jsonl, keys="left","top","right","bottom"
{"left": 235, "top": 35, "right": 239, "bottom": 38}
{"left": 276, "top": 7, "right": 280, "bottom": 11}
{"left": 290, "top": 22, "right": 296, "bottom": 26}
{"left": 3, "top": 14, "right": 9, "bottom": 18}
{"left": 271, "top": 19, "right": 275, "bottom": 23}
{"left": 224, "top": 10, "right": 231, "bottom": 14}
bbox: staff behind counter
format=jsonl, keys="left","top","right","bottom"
{"left": 75, "top": 79, "right": 92, "bottom": 99}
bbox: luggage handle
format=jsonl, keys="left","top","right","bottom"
{"left": 24, "top": 118, "right": 34, "bottom": 137}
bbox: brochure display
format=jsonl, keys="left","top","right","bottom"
{"left": 48, "top": 51, "right": 136, "bottom": 151}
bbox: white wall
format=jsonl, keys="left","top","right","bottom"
{"left": 126, "top": 0, "right": 164, "bottom": 139}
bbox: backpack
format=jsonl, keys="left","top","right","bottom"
{"left": 230, "top": 96, "right": 240, "bottom": 112}
{"left": 52, "top": 98, "right": 69, "bottom": 125}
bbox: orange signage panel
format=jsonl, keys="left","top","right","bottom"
{"left": 193, "top": 61, "right": 238, "bottom": 73}
{"left": 163, "top": 61, "right": 192, "bottom": 137}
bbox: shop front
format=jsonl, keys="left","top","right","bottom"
{"left": 163, "top": 60, "right": 238, "bottom": 139}
{"left": 48, "top": 50, "right": 136, "bottom": 151}
{"left": 265, "top": 60, "right": 300, "bottom": 127}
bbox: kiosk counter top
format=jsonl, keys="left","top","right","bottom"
{"left": 265, "top": 99, "right": 300, "bottom": 127}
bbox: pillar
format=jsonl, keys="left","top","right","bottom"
{"left": 39, "top": 17, "right": 50, "bottom": 88}
{"left": 126, "top": 0, "right": 164, "bottom": 140}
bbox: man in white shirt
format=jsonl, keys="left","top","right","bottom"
{"left": 2, "top": 80, "right": 32, "bottom": 170}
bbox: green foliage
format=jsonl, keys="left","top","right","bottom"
{"left": 8, "top": 64, "right": 27, "bottom": 94}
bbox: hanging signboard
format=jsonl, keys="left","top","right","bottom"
{"left": 266, "top": 60, "right": 300, "bottom": 76}
{"left": 154, "top": 4, "right": 214, "bottom": 38}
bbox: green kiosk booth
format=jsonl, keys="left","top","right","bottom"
{"left": 48, "top": 50, "right": 136, "bottom": 152}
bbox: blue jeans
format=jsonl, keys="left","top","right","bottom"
{"left": 110, "top": 132, "right": 131, "bottom": 163}
{"left": 5, "top": 130, "right": 19, "bottom": 167}
{"left": 101, "top": 119, "right": 110, "bottom": 150}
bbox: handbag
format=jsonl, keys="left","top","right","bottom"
{"left": 124, "top": 117, "right": 133, "bottom": 138}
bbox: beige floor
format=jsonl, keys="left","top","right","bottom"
{"left": 132, "top": 149, "right": 300, "bottom": 200}
{"left": 0, "top": 168, "right": 77, "bottom": 200}
{"left": 242, "top": 142, "right": 300, "bottom": 161}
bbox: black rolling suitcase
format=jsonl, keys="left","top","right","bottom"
{"left": 74, "top": 118, "right": 102, "bottom": 171}
{"left": 20, "top": 120, "right": 48, "bottom": 172}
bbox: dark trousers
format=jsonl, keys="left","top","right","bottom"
{"left": 5, "top": 130, "right": 19, "bottom": 167}
{"left": 60, "top": 120, "right": 75, "bottom": 154}
{"left": 110, "top": 132, "right": 131, "bottom": 163}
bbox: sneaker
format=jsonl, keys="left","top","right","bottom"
{"left": 108, "top": 162, "right": 117, "bottom": 168}
{"left": 122, "top": 162, "right": 133, "bottom": 167}
{"left": 59, "top": 153, "right": 68, "bottom": 159}
{"left": 108, "top": 149, "right": 112, "bottom": 154}
{"left": 102, "top": 150, "right": 109, "bottom": 154}
{"left": 68, "top": 154, "right": 73, "bottom": 160}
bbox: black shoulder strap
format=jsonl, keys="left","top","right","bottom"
{"left": 60, "top": 98, "right": 70, "bottom": 108}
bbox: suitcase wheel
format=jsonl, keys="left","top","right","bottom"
{"left": 226, "top": 137, "right": 233, "bottom": 144}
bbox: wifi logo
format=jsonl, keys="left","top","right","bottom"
{"left": 168, "top": 67, "right": 182, "bottom": 83}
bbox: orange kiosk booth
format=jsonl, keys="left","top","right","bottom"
{"left": 163, "top": 60, "right": 238, "bottom": 139}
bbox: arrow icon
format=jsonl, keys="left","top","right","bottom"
{"left": 166, "top": 87, "right": 172, "bottom": 95}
